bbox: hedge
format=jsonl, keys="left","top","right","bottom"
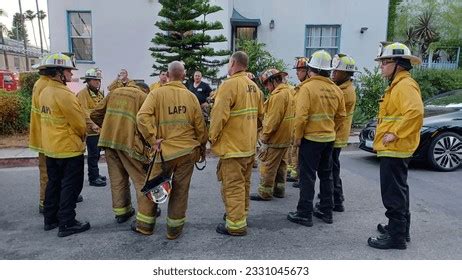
{"left": 0, "top": 72, "right": 38, "bottom": 135}
{"left": 353, "top": 67, "right": 462, "bottom": 126}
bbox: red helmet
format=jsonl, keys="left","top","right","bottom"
{"left": 260, "top": 68, "right": 288, "bottom": 84}
{"left": 293, "top": 57, "right": 310, "bottom": 69}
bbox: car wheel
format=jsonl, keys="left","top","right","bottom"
{"left": 428, "top": 132, "right": 462, "bottom": 171}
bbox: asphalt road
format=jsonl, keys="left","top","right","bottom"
{"left": 0, "top": 147, "right": 461, "bottom": 260}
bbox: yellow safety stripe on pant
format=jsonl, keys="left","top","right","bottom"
{"left": 287, "top": 165, "right": 294, "bottom": 172}
{"left": 377, "top": 150, "right": 412, "bottom": 158}
{"left": 226, "top": 217, "right": 247, "bottom": 230}
{"left": 106, "top": 108, "right": 137, "bottom": 124}
{"left": 166, "top": 217, "right": 186, "bottom": 228}
{"left": 113, "top": 206, "right": 132, "bottom": 216}
{"left": 136, "top": 212, "right": 156, "bottom": 225}
{"left": 304, "top": 134, "right": 335, "bottom": 143}
{"left": 258, "top": 183, "right": 273, "bottom": 195}
{"left": 308, "top": 114, "right": 334, "bottom": 121}
{"left": 39, "top": 200, "right": 44, "bottom": 207}
{"left": 229, "top": 107, "right": 258, "bottom": 117}
{"left": 275, "top": 182, "right": 285, "bottom": 189}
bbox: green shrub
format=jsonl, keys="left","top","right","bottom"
{"left": 0, "top": 76, "right": 34, "bottom": 135}
{"left": 352, "top": 67, "right": 462, "bottom": 126}
{"left": 353, "top": 67, "right": 387, "bottom": 126}
{"left": 19, "top": 71, "right": 40, "bottom": 96}
{"left": 411, "top": 68, "right": 462, "bottom": 100}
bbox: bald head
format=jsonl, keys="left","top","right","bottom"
{"left": 167, "top": 61, "right": 185, "bottom": 81}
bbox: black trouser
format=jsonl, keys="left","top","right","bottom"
{"left": 380, "top": 157, "right": 411, "bottom": 241}
{"left": 43, "top": 155, "right": 84, "bottom": 227}
{"left": 86, "top": 135, "right": 101, "bottom": 182}
{"left": 332, "top": 147, "right": 344, "bottom": 205}
{"left": 296, "top": 139, "right": 334, "bottom": 215}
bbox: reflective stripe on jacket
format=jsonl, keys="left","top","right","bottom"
{"left": 373, "top": 71, "right": 424, "bottom": 158}
{"left": 209, "top": 71, "right": 264, "bottom": 159}
{"left": 137, "top": 81, "right": 207, "bottom": 162}
{"left": 294, "top": 76, "right": 346, "bottom": 143}
{"left": 334, "top": 80, "right": 357, "bottom": 148}
{"left": 91, "top": 86, "right": 149, "bottom": 162}
{"left": 39, "top": 79, "right": 86, "bottom": 158}
{"left": 29, "top": 76, "right": 50, "bottom": 152}
{"left": 261, "top": 83, "right": 294, "bottom": 148}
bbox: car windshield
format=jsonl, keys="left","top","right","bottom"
{"left": 3, "top": 75, "right": 14, "bottom": 83}
{"left": 425, "top": 89, "right": 462, "bottom": 109}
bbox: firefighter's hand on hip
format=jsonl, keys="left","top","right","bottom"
{"left": 383, "top": 133, "right": 397, "bottom": 146}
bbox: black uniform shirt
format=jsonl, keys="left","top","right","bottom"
{"left": 188, "top": 81, "right": 212, "bottom": 104}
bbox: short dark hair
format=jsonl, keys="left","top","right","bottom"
{"left": 231, "top": 51, "right": 249, "bottom": 68}
{"left": 309, "top": 66, "right": 330, "bottom": 78}
{"left": 136, "top": 82, "right": 150, "bottom": 93}
{"left": 40, "top": 67, "right": 60, "bottom": 77}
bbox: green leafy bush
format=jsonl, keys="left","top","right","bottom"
{"left": 353, "top": 67, "right": 387, "bottom": 126}
{"left": 353, "top": 67, "right": 462, "bottom": 126}
{"left": 411, "top": 68, "right": 462, "bottom": 100}
{"left": 0, "top": 77, "right": 33, "bottom": 135}
{"left": 19, "top": 71, "right": 40, "bottom": 95}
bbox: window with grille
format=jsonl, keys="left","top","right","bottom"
{"left": 305, "top": 25, "right": 341, "bottom": 57}
{"left": 67, "top": 11, "right": 93, "bottom": 61}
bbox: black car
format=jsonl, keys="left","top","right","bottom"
{"left": 359, "top": 89, "right": 462, "bottom": 172}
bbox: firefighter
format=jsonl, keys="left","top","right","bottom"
{"left": 288, "top": 57, "right": 311, "bottom": 188}
{"left": 77, "top": 68, "right": 106, "bottom": 187}
{"left": 287, "top": 50, "right": 346, "bottom": 227}
{"left": 250, "top": 68, "right": 294, "bottom": 201}
{"left": 209, "top": 51, "right": 264, "bottom": 236}
{"left": 149, "top": 70, "right": 168, "bottom": 91}
{"left": 30, "top": 59, "right": 84, "bottom": 214}
{"left": 107, "top": 68, "right": 137, "bottom": 92}
{"left": 137, "top": 61, "right": 207, "bottom": 239}
{"left": 90, "top": 82, "right": 161, "bottom": 231}
{"left": 327, "top": 54, "right": 358, "bottom": 212}
{"left": 368, "top": 42, "right": 423, "bottom": 250}
{"left": 38, "top": 53, "right": 90, "bottom": 237}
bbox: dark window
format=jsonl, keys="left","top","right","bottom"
{"left": 232, "top": 26, "right": 257, "bottom": 51}
{"left": 68, "top": 11, "right": 93, "bottom": 61}
{"left": 305, "top": 25, "right": 341, "bottom": 57}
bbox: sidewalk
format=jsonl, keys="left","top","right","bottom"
{"left": 0, "top": 133, "right": 360, "bottom": 168}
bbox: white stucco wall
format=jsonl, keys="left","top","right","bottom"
{"left": 232, "top": 0, "right": 389, "bottom": 82}
{"left": 47, "top": 0, "right": 388, "bottom": 91}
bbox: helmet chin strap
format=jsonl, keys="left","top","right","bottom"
{"left": 58, "top": 68, "right": 67, "bottom": 85}
{"left": 388, "top": 62, "right": 399, "bottom": 85}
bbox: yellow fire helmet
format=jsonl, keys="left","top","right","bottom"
{"left": 308, "top": 50, "right": 333, "bottom": 71}
{"left": 80, "top": 68, "right": 102, "bottom": 80}
{"left": 36, "top": 53, "right": 78, "bottom": 70}
{"left": 332, "top": 53, "right": 359, "bottom": 72}
{"left": 375, "top": 42, "right": 422, "bottom": 65}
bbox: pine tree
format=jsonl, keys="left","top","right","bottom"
{"left": 8, "top": 13, "right": 29, "bottom": 43}
{"left": 150, "top": 0, "right": 231, "bottom": 81}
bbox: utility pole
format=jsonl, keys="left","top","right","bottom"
{"left": 35, "top": 0, "right": 43, "bottom": 54}
{"left": 18, "top": 0, "right": 30, "bottom": 71}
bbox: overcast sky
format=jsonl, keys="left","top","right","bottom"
{"left": 1, "top": 0, "right": 49, "bottom": 48}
